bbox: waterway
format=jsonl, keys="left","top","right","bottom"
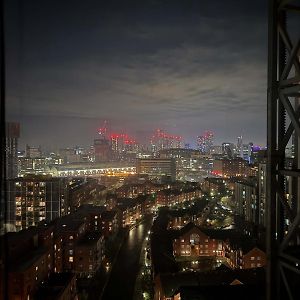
{"left": 101, "top": 217, "right": 152, "bottom": 300}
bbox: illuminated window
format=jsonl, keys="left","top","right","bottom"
{"left": 190, "top": 234, "right": 200, "bottom": 245}
{"left": 69, "top": 256, "right": 73, "bottom": 262}
{"left": 250, "top": 256, "right": 255, "bottom": 260}
{"left": 69, "top": 235, "right": 73, "bottom": 239}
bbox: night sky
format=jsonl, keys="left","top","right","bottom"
{"left": 5, "top": 0, "right": 269, "bottom": 150}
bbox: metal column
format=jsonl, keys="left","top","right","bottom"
{"left": 267, "top": 0, "right": 300, "bottom": 299}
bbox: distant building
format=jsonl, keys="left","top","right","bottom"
{"left": 210, "top": 145, "right": 223, "bottom": 155}
{"left": 222, "top": 142, "right": 235, "bottom": 159}
{"left": 59, "top": 148, "right": 82, "bottom": 163}
{"left": 150, "top": 129, "right": 182, "bottom": 152}
{"left": 26, "top": 144, "right": 42, "bottom": 158}
{"left": 242, "top": 142, "right": 253, "bottom": 163}
{"left": 136, "top": 158, "right": 176, "bottom": 182}
{"left": 197, "top": 131, "right": 214, "bottom": 154}
{"left": 6, "top": 175, "right": 69, "bottom": 231}
{"left": 159, "top": 149, "right": 213, "bottom": 181}
{"left": 236, "top": 136, "right": 243, "bottom": 158}
{"left": 212, "top": 158, "right": 254, "bottom": 177}
{"left": 5, "top": 122, "right": 20, "bottom": 179}
{"left": 94, "top": 137, "right": 111, "bottom": 162}
{"left": 18, "top": 157, "right": 48, "bottom": 176}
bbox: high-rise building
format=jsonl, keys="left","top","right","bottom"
{"left": 242, "top": 142, "right": 253, "bottom": 163}
{"left": 94, "top": 138, "right": 110, "bottom": 162}
{"left": 150, "top": 129, "right": 182, "bottom": 153}
{"left": 6, "top": 175, "right": 69, "bottom": 231}
{"left": 5, "top": 122, "right": 20, "bottom": 179}
{"left": 236, "top": 136, "right": 243, "bottom": 157}
{"left": 222, "top": 142, "right": 235, "bottom": 159}
{"left": 197, "top": 131, "right": 214, "bottom": 154}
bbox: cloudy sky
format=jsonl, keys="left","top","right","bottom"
{"left": 5, "top": 0, "right": 268, "bottom": 150}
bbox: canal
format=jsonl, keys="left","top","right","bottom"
{"left": 101, "top": 217, "right": 152, "bottom": 300}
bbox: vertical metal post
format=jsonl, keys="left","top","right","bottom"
{"left": 267, "top": 0, "right": 279, "bottom": 298}
{"left": 0, "top": 1, "right": 7, "bottom": 299}
{"left": 267, "top": 1, "right": 300, "bottom": 299}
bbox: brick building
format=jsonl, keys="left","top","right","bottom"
{"left": 156, "top": 188, "right": 201, "bottom": 207}
{"left": 74, "top": 232, "right": 104, "bottom": 277}
{"left": 242, "top": 247, "right": 266, "bottom": 269}
{"left": 173, "top": 223, "right": 224, "bottom": 257}
{"left": 212, "top": 158, "right": 255, "bottom": 178}
{"left": 34, "top": 272, "right": 77, "bottom": 300}
{"left": 100, "top": 210, "right": 119, "bottom": 237}
{"left": 172, "top": 223, "right": 266, "bottom": 270}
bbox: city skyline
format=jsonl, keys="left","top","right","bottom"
{"left": 5, "top": 0, "right": 268, "bottom": 149}
{"left": 14, "top": 123, "right": 263, "bottom": 152}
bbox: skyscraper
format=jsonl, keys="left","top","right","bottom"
{"left": 236, "top": 136, "right": 243, "bottom": 158}
{"left": 197, "top": 131, "right": 214, "bottom": 154}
